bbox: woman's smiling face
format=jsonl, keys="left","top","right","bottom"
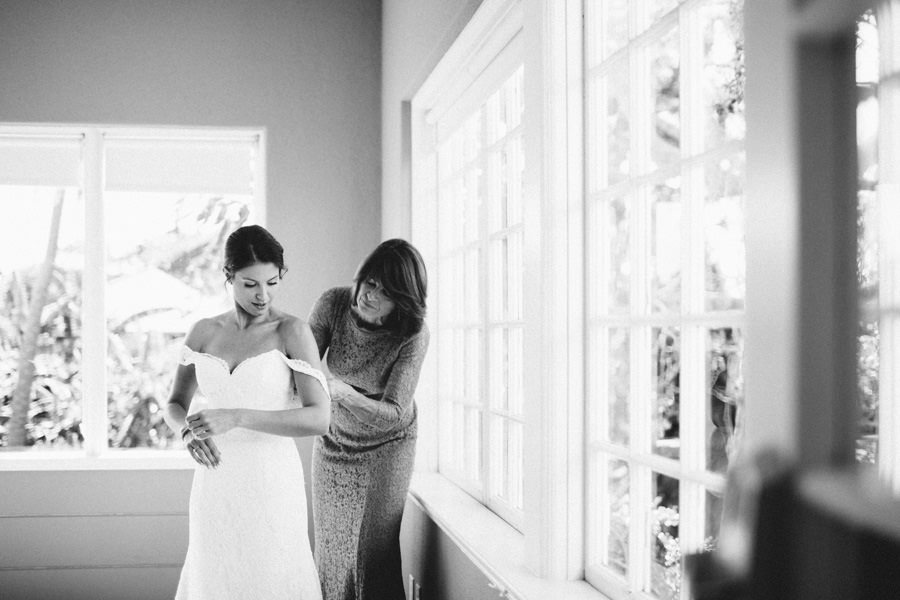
{"left": 354, "top": 277, "right": 395, "bottom": 325}
{"left": 231, "top": 262, "right": 281, "bottom": 316}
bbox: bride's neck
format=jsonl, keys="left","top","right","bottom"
{"left": 233, "top": 306, "right": 270, "bottom": 329}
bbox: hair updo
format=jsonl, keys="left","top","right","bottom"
{"left": 223, "top": 225, "right": 287, "bottom": 283}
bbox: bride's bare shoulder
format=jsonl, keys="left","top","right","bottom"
{"left": 184, "top": 313, "right": 230, "bottom": 350}
{"left": 272, "top": 311, "right": 315, "bottom": 349}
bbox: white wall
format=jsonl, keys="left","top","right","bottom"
{"left": 380, "top": 0, "right": 484, "bottom": 239}
{"left": 0, "top": 1, "right": 381, "bottom": 598}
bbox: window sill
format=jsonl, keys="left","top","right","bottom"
{"left": 0, "top": 449, "right": 194, "bottom": 471}
{"left": 408, "top": 471, "right": 608, "bottom": 600}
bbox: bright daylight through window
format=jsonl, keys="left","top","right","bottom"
{"left": 856, "top": 1, "right": 900, "bottom": 496}
{"left": 583, "top": 1, "right": 745, "bottom": 598}
{"left": 0, "top": 126, "right": 262, "bottom": 456}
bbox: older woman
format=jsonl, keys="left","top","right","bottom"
{"left": 308, "top": 238, "right": 429, "bottom": 600}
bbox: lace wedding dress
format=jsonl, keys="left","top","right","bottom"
{"left": 174, "top": 347, "right": 327, "bottom": 600}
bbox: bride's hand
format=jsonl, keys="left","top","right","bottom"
{"left": 187, "top": 409, "right": 240, "bottom": 440}
{"left": 185, "top": 435, "right": 222, "bottom": 469}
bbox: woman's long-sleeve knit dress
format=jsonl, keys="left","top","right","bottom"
{"left": 308, "top": 286, "right": 429, "bottom": 600}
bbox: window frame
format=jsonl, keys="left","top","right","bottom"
{"left": 412, "top": 0, "right": 528, "bottom": 532}
{"left": 409, "top": 0, "right": 900, "bottom": 598}
{"left": 0, "top": 123, "right": 266, "bottom": 471}
{"left": 580, "top": 1, "right": 745, "bottom": 597}
{"left": 411, "top": 0, "right": 590, "bottom": 585}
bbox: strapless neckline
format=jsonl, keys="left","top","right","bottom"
{"left": 191, "top": 348, "right": 284, "bottom": 375}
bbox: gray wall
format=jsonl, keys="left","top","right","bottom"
{"left": 400, "top": 497, "right": 499, "bottom": 600}
{"left": 0, "top": 0, "right": 381, "bottom": 307}
{"left": 380, "top": 0, "right": 483, "bottom": 239}
{"left": 0, "top": 1, "right": 380, "bottom": 597}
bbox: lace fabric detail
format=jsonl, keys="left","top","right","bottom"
{"left": 180, "top": 346, "right": 329, "bottom": 401}
{"left": 174, "top": 345, "right": 323, "bottom": 599}
{"left": 278, "top": 353, "right": 330, "bottom": 397}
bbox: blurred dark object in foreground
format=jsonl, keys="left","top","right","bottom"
{"left": 687, "top": 452, "right": 900, "bottom": 600}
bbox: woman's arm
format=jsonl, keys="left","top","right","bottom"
{"left": 331, "top": 326, "right": 429, "bottom": 431}
{"left": 187, "top": 318, "right": 331, "bottom": 439}
{"left": 164, "top": 321, "right": 221, "bottom": 468}
{"left": 307, "top": 287, "right": 342, "bottom": 359}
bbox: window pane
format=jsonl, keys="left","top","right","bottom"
{"left": 105, "top": 193, "right": 252, "bottom": 448}
{"left": 609, "top": 327, "right": 630, "bottom": 445}
{"left": 607, "top": 457, "right": 630, "bottom": 576}
{"left": 465, "top": 248, "right": 481, "bottom": 319}
{"left": 606, "top": 60, "right": 631, "bottom": 186}
{"left": 488, "top": 235, "right": 522, "bottom": 323}
{"left": 0, "top": 186, "right": 83, "bottom": 449}
{"left": 465, "top": 405, "right": 483, "bottom": 483}
{"left": 609, "top": 194, "right": 631, "bottom": 313}
{"left": 507, "top": 232, "right": 523, "bottom": 320}
{"left": 707, "top": 327, "right": 743, "bottom": 472}
{"left": 508, "top": 327, "right": 524, "bottom": 416}
{"left": 489, "top": 415, "right": 507, "bottom": 499}
{"left": 489, "top": 416, "right": 524, "bottom": 512}
{"left": 509, "top": 419, "right": 523, "bottom": 510}
{"left": 465, "top": 328, "right": 482, "bottom": 402}
{"left": 649, "top": 472, "right": 681, "bottom": 600}
{"left": 489, "top": 328, "right": 509, "bottom": 412}
{"left": 651, "top": 178, "right": 682, "bottom": 313}
{"left": 701, "top": 0, "right": 746, "bottom": 148}
{"left": 587, "top": 453, "right": 630, "bottom": 577}
{"left": 653, "top": 327, "right": 681, "bottom": 459}
{"left": 649, "top": 26, "right": 681, "bottom": 172}
{"left": 705, "top": 156, "right": 746, "bottom": 311}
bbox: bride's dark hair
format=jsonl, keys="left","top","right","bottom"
{"left": 223, "top": 225, "right": 287, "bottom": 282}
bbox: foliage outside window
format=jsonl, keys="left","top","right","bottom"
{"left": 856, "top": 9, "right": 880, "bottom": 466}
{"left": 583, "top": 0, "right": 745, "bottom": 597}
{"left": 0, "top": 126, "right": 262, "bottom": 454}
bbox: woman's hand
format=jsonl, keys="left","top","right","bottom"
{"left": 327, "top": 377, "right": 356, "bottom": 404}
{"left": 185, "top": 434, "right": 222, "bottom": 469}
{"left": 186, "top": 409, "right": 241, "bottom": 440}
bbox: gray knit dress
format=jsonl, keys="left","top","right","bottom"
{"left": 308, "top": 287, "right": 429, "bottom": 600}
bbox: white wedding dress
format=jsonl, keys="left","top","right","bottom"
{"left": 174, "top": 346, "right": 326, "bottom": 600}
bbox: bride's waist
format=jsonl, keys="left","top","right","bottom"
{"left": 214, "top": 428, "right": 298, "bottom": 447}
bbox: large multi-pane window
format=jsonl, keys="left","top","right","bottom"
{"left": 411, "top": 0, "right": 746, "bottom": 596}
{"left": 583, "top": 1, "right": 745, "bottom": 598}
{"left": 856, "top": 1, "right": 900, "bottom": 494}
{"left": 434, "top": 64, "right": 526, "bottom": 529}
{"left": 412, "top": 15, "right": 526, "bottom": 527}
{"left": 856, "top": 9, "right": 880, "bottom": 467}
{"left": 0, "top": 126, "right": 263, "bottom": 456}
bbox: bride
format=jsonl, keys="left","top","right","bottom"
{"left": 164, "top": 224, "right": 330, "bottom": 600}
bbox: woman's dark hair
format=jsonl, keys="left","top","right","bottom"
{"left": 223, "top": 225, "right": 287, "bottom": 282}
{"left": 352, "top": 238, "right": 427, "bottom": 336}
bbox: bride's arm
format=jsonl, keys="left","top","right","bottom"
{"left": 187, "top": 318, "right": 331, "bottom": 439}
{"left": 165, "top": 320, "right": 222, "bottom": 468}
